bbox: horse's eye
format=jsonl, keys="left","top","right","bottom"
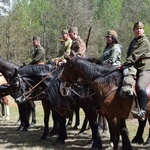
{"left": 64, "top": 82, "right": 70, "bottom": 87}
{"left": 15, "top": 81, "right": 19, "bottom": 87}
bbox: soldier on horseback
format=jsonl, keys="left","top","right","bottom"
{"left": 30, "top": 36, "right": 45, "bottom": 65}
{"left": 122, "top": 21, "right": 150, "bottom": 120}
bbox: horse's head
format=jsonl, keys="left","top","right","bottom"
{"left": 10, "top": 69, "right": 27, "bottom": 103}
{"left": 61, "top": 57, "right": 79, "bottom": 83}
{"left": 60, "top": 57, "right": 80, "bottom": 96}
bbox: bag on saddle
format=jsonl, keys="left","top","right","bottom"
{"left": 119, "top": 66, "right": 137, "bottom": 97}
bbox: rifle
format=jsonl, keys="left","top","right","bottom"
{"left": 86, "top": 26, "right": 92, "bottom": 48}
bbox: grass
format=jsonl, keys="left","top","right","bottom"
{"left": 0, "top": 96, "right": 150, "bottom": 150}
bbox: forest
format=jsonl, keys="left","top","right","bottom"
{"left": 0, "top": 0, "right": 149, "bottom": 65}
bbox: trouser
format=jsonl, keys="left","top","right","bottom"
{"left": 136, "top": 71, "right": 150, "bottom": 111}
{"left": 120, "top": 66, "right": 137, "bottom": 97}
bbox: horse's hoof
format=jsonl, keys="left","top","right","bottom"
{"left": 131, "top": 136, "right": 144, "bottom": 144}
{"left": 52, "top": 139, "right": 65, "bottom": 145}
{"left": 49, "top": 130, "right": 58, "bottom": 136}
{"left": 22, "top": 127, "right": 28, "bottom": 132}
{"left": 16, "top": 126, "right": 23, "bottom": 131}
{"left": 66, "top": 125, "right": 72, "bottom": 129}
{"left": 72, "top": 126, "right": 78, "bottom": 130}
{"left": 29, "top": 123, "right": 36, "bottom": 127}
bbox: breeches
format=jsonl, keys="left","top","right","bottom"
{"left": 137, "top": 71, "right": 150, "bottom": 90}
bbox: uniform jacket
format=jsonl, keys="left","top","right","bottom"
{"left": 101, "top": 44, "right": 122, "bottom": 66}
{"left": 124, "top": 35, "right": 150, "bottom": 72}
{"left": 59, "top": 38, "right": 72, "bottom": 60}
{"left": 30, "top": 45, "right": 45, "bottom": 64}
{"left": 70, "top": 36, "right": 86, "bottom": 57}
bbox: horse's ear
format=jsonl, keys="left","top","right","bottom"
{"left": 64, "top": 52, "right": 71, "bottom": 62}
{"left": 12, "top": 68, "right": 18, "bottom": 76}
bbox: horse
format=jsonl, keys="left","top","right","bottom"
{"left": 0, "top": 57, "right": 61, "bottom": 138}
{"left": 8, "top": 62, "right": 103, "bottom": 149}
{"left": 0, "top": 57, "right": 37, "bottom": 131}
{"left": 60, "top": 56, "right": 150, "bottom": 150}
{"left": 0, "top": 73, "right": 10, "bottom": 121}
{"left": 0, "top": 96, "right": 10, "bottom": 120}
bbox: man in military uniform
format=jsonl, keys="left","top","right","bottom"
{"left": 53, "top": 29, "right": 72, "bottom": 65}
{"left": 122, "top": 21, "right": 150, "bottom": 120}
{"left": 30, "top": 36, "right": 45, "bottom": 64}
{"left": 68, "top": 27, "right": 86, "bottom": 57}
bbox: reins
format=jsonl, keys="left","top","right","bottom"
{"left": 70, "top": 82, "right": 96, "bottom": 98}
{"left": 22, "top": 67, "right": 60, "bottom": 99}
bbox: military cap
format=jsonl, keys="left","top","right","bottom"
{"left": 32, "top": 36, "right": 40, "bottom": 42}
{"left": 62, "top": 29, "right": 69, "bottom": 34}
{"left": 106, "top": 30, "right": 118, "bottom": 39}
{"left": 133, "top": 21, "right": 144, "bottom": 30}
{"left": 69, "top": 27, "right": 78, "bottom": 33}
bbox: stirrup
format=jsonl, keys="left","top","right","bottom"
{"left": 132, "top": 110, "right": 145, "bottom": 121}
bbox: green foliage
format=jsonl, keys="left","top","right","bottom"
{"left": 0, "top": 0, "right": 149, "bottom": 64}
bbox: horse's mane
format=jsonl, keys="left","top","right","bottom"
{"left": 18, "top": 64, "right": 55, "bottom": 77}
{"left": 0, "top": 57, "right": 19, "bottom": 71}
{"left": 70, "top": 57, "right": 122, "bottom": 86}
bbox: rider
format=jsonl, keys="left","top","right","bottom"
{"left": 123, "top": 21, "right": 150, "bottom": 120}
{"left": 30, "top": 36, "right": 45, "bottom": 65}
{"left": 100, "top": 30, "right": 122, "bottom": 66}
{"left": 52, "top": 29, "right": 72, "bottom": 65}
{"left": 68, "top": 27, "right": 86, "bottom": 57}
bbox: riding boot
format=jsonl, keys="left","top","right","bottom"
{"left": 132, "top": 88, "right": 147, "bottom": 121}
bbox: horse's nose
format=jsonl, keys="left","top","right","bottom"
{"left": 15, "top": 97, "right": 22, "bottom": 104}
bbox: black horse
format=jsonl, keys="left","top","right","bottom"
{"left": 8, "top": 62, "right": 103, "bottom": 149}
{"left": 0, "top": 57, "right": 36, "bottom": 131}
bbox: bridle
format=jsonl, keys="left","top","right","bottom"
{"left": 13, "top": 67, "right": 62, "bottom": 101}
{"left": 62, "top": 62, "right": 120, "bottom": 102}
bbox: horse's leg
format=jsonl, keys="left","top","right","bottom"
{"left": 41, "top": 100, "right": 51, "bottom": 140}
{"left": 120, "top": 118, "right": 132, "bottom": 150}
{"left": 2, "top": 96, "right": 10, "bottom": 121}
{"left": 0, "top": 98, "right": 5, "bottom": 116}
{"left": 49, "top": 109, "right": 59, "bottom": 136}
{"left": 17, "top": 102, "right": 29, "bottom": 131}
{"left": 53, "top": 114, "right": 67, "bottom": 145}
{"left": 87, "top": 111, "right": 102, "bottom": 149}
{"left": 108, "top": 117, "right": 120, "bottom": 150}
{"left": 66, "top": 111, "right": 73, "bottom": 129}
{"left": 78, "top": 116, "right": 88, "bottom": 134}
{"left": 144, "top": 118, "right": 150, "bottom": 145}
{"left": 5, "top": 104, "right": 10, "bottom": 121}
{"left": 30, "top": 101, "right": 36, "bottom": 126}
{"left": 132, "top": 119, "right": 147, "bottom": 144}
{"left": 98, "top": 114, "right": 107, "bottom": 134}
{"left": 72, "top": 107, "right": 80, "bottom": 130}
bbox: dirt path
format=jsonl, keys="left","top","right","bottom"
{"left": 0, "top": 99, "right": 150, "bottom": 150}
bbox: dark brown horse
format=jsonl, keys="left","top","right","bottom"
{"left": 60, "top": 57, "right": 150, "bottom": 150}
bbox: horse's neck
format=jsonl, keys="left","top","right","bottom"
{"left": 0, "top": 58, "right": 19, "bottom": 72}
